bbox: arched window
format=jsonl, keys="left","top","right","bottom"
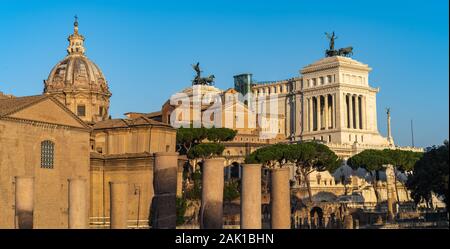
{"left": 41, "top": 140, "right": 55, "bottom": 169}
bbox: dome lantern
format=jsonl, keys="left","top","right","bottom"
{"left": 67, "top": 15, "right": 86, "bottom": 55}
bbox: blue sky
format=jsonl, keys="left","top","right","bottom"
{"left": 0, "top": 0, "right": 448, "bottom": 147}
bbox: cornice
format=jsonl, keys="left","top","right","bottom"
{"left": 0, "top": 116, "right": 91, "bottom": 132}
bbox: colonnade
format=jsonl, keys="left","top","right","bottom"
{"left": 13, "top": 157, "right": 304, "bottom": 230}
{"left": 253, "top": 83, "right": 289, "bottom": 97}
{"left": 14, "top": 176, "right": 89, "bottom": 229}
{"left": 306, "top": 93, "right": 337, "bottom": 132}
{"left": 305, "top": 93, "right": 367, "bottom": 132}
{"left": 344, "top": 93, "right": 366, "bottom": 130}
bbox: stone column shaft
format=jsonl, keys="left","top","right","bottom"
{"left": 201, "top": 157, "right": 225, "bottom": 229}
{"left": 324, "top": 94, "right": 329, "bottom": 130}
{"left": 241, "top": 164, "right": 262, "bottom": 229}
{"left": 68, "top": 178, "right": 88, "bottom": 228}
{"left": 343, "top": 214, "right": 354, "bottom": 229}
{"left": 177, "top": 157, "right": 186, "bottom": 197}
{"left": 362, "top": 96, "right": 366, "bottom": 130}
{"left": 349, "top": 94, "right": 354, "bottom": 129}
{"left": 15, "top": 176, "right": 34, "bottom": 229}
{"left": 355, "top": 95, "right": 360, "bottom": 130}
{"left": 385, "top": 164, "right": 396, "bottom": 222}
{"left": 110, "top": 181, "right": 128, "bottom": 229}
{"left": 331, "top": 94, "right": 336, "bottom": 129}
{"left": 317, "top": 96, "right": 321, "bottom": 130}
{"left": 308, "top": 98, "right": 313, "bottom": 132}
{"left": 336, "top": 92, "right": 343, "bottom": 129}
{"left": 271, "top": 168, "right": 291, "bottom": 229}
{"left": 152, "top": 152, "right": 179, "bottom": 229}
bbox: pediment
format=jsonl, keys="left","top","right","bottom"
{"left": 8, "top": 98, "right": 88, "bottom": 129}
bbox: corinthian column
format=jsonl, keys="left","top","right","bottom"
{"left": 241, "top": 163, "right": 262, "bottom": 229}
{"left": 15, "top": 176, "right": 34, "bottom": 229}
{"left": 200, "top": 157, "right": 225, "bottom": 229}
{"left": 271, "top": 168, "right": 291, "bottom": 229}
{"left": 68, "top": 178, "right": 88, "bottom": 228}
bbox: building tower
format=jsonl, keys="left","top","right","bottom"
{"left": 233, "top": 73, "right": 253, "bottom": 97}
{"left": 43, "top": 17, "right": 111, "bottom": 124}
{"left": 298, "top": 55, "right": 390, "bottom": 147}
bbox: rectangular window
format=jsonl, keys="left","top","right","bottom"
{"left": 77, "top": 105, "right": 86, "bottom": 117}
{"left": 327, "top": 75, "right": 333, "bottom": 83}
{"left": 41, "top": 140, "right": 54, "bottom": 169}
{"left": 320, "top": 77, "right": 324, "bottom": 85}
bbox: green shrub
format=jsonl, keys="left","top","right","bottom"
{"left": 188, "top": 143, "right": 225, "bottom": 159}
{"left": 224, "top": 179, "right": 240, "bottom": 203}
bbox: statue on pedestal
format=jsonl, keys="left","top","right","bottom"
{"left": 192, "top": 62, "right": 215, "bottom": 86}
{"left": 325, "top": 32, "right": 353, "bottom": 57}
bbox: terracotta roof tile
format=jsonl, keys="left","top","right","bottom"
{"left": 0, "top": 95, "right": 48, "bottom": 117}
{"left": 93, "top": 115, "right": 173, "bottom": 130}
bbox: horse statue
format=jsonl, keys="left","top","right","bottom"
{"left": 338, "top": 47, "right": 353, "bottom": 57}
{"left": 203, "top": 75, "right": 215, "bottom": 85}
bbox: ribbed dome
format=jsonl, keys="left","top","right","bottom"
{"left": 44, "top": 54, "right": 110, "bottom": 95}
{"left": 44, "top": 17, "right": 110, "bottom": 96}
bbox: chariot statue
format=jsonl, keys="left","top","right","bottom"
{"left": 325, "top": 32, "right": 353, "bottom": 57}
{"left": 192, "top": 62, "right": 215, "bottom": 86}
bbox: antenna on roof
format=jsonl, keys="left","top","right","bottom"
{"left": 411, "top": 119, "right": 415, "bottom": 147}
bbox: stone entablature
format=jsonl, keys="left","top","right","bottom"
{"left": 301, "top": 56, "right": 371, "bottom": 75}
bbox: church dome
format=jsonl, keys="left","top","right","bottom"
{"left": 45, "top": 55, "right": 110, "bottom": 94}
{"left": 44, "top": 18, "right": 111, "bottom": 96}
{"left": 43, "top": 17, "right": 111, "bottom": 124}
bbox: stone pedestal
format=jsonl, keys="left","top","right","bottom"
{"left": 109, "top": 181, "right": 128, "bottom": 229}
{"left": 200, "top": 157, "right": 225, "bottom": 229}
{"left": 343, "top": 214, "right": 354, "bottom": 229}
{"left": 270, "top": 168, "right": 291, "bottom": 229}
{"left": 241, "top": 163, "right": 262, "bottom": 229}
{"left": 15, "top": 176, "right": 34, "bottom": 229}
{"left": 152, "top": 152, "right": 179, "bottom": 229}
{"left": 68, "top": 178, "right": 88, "bottom": 228}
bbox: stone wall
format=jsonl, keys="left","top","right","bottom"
{"left": 0, "top": 119, "right": 90, "bottom": 228}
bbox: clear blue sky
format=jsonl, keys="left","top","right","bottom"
{"left": 0, "top": 0, "right": 448, "bottom": 148}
